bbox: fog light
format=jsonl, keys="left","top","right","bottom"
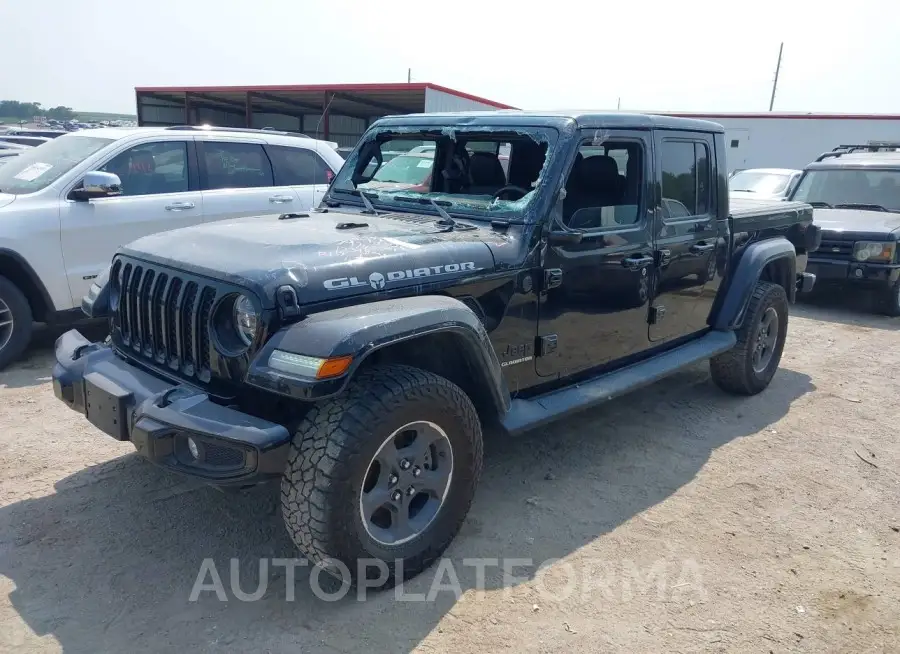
{"left": 187, "top": 437, "right": 200, "bottom": 460}
{"left": 854, "top": 268, "right": 864, "bottom": 278}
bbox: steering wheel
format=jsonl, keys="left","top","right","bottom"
{"left": 492, "top": 185, "right": 530, "bottom": 201}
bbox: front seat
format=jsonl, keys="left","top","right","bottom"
{"left": 467, "top": 152, "right": 507, "bottom": 195}
{"left": 566, "top": 155, "right": 626, "bottom": 230}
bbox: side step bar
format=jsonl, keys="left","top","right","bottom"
{"left": 501, "top": 330, "right": 737, "bottom": 435}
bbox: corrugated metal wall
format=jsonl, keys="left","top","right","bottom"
{"left": 689, "top": 116, "right": 900, "bottom": 172}
{"left": 424, "top": 88, "right": 502, "bottom": 113}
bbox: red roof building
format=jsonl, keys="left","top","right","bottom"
{"left": 134, "top": 83, "right": 517, "bottom": 147}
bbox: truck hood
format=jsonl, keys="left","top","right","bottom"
{"left": 0, "top": 193, "right": 15, "bottom": 210}
{"left": 119, "top": 210, "right": 506, "bottom": 307}
{"left": 814, "top": 208, "right": 900, "bottom": 235}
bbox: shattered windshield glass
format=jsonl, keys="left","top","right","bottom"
{"left": 330, "top": 126, "right": 557, "bottom": 220}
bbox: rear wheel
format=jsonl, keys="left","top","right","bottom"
{"left": 710, "top": 281, "right": 788, "bottom": 395}
{"left": 280, "top": 364, "right": 483, "bottom": 589}
{"left": 0, "top": 276, "right": 33, "bottom": 370}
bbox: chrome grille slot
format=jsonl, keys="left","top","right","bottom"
{"left": 112, "top": 258, "right": 223, "bottom": 384}
{"left": 819, "top": 239, "right": 853, "bottom": 260}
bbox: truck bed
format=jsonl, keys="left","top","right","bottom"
{"left": 728, "top": 196, "right": 819, "bottom": 252}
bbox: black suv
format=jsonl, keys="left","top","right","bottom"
{"left": 790, "top": 143, "right": 900, "bottom": 314}
{"left": 52, "top": 111, "right": 819, "bottom": 588}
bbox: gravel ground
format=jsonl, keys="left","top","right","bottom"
{"left": 0, "top": 299, "right": 898, "bottom": 654}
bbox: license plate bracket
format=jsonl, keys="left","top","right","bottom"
{"left": 83, "top": 372, "right": 132, "bottom": 441}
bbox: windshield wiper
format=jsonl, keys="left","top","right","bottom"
{"left": 387, "top": 196, "right": 475, "bottom": 230}
{"left": 344, "top": 189, "right": 380, "bottom": 215}
{"left": 808, "top": 201, "right": 832, "bottom": 208}
{"left": 732, "top": 189, "right": 756, "bottom": 193}
{"left": 834, "top": 203, "right": 889, "bottom": 212}
{"left": 429, "top": 198, "right": 458, "bottom": 227}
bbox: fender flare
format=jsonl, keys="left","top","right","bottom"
{"left": 0, "top": 247, "right": 56, "bottom": 319}
{"left": 246, "top": 295, "right": 511, "bottom": 416}
{"left": 712, "top": 237, "right": 796, "bottom": 330}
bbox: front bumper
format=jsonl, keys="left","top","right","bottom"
{"left": 805, "top": 258, "right": 900, "bottom": 288}
{"left": 52, "top": 329, "right": 291, "bottom": 486}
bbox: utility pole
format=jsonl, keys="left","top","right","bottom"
{"left": 769, "top": 42, "right": 783, "bottom": 111}
{"left": 617, "top": 97, "right": 621, "bottom": 110}
{"left": 407, "top": 68, "right": 412, "bottom": 83}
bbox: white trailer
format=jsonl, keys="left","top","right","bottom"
{"left": 655, "top": 112, "right": 900, "bottom": 173}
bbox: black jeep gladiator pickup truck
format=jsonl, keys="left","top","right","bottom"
{"left": 52, "top": 111, "right": 819, "bottom": 587}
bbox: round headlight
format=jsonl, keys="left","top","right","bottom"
{"left": 233, "top": 295, "right": 258, "bottom": 347}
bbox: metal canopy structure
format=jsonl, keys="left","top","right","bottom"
{"left": 134, "top": 83, "right": 517, "bottom": 147}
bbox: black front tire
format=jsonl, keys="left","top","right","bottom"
{"left": 710, "top": 281, "right": 789, "bottom": 395}
{"left": 280, "top": 364, "right": 483, "bottom": 589}
{"left": 877, "top": 281, "right": 900, "bottom": 317}
{"left": 0, "top": 276, "right": 34, "bottom": 370}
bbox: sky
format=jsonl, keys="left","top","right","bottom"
{"left": 3, "top": 0, "right": 900, "bottom": 115}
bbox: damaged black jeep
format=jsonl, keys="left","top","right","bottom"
{"left": 52, "top": 111, "right": 819, "bottom": 588}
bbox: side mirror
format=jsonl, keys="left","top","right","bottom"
{"left": 71, "top": 171, "right": 122, "bottom": 201}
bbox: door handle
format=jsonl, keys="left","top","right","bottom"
{"left": 690, "top": 242, "right": 716, "bottom": 255}
{"left": 269, "top": 195, "right": 294, "bottom": 204}
{"left": 164, "top": 202, "right": 195, "bottom": 211}
{"left": 622, "top": 255, "right": 654, "bottom": 270}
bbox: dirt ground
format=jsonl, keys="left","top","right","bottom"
{"left": 0, "top": 297, "right": 898, "bottom": 654}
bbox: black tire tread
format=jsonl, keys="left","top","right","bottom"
{"left": 710, "top": 281, "right": 788, "bottom": 396}
{"left": 878, "top": 281, "right": 900, "bottom": 317}
{"left": 280, "top": 363, "right": 482, "bottom": 587}
{"left": 0, "top": 275, "right": 34, "bottom": 370}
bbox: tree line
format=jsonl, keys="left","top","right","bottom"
{"left": 0, "top": 100, "right": 76, "bottom": 121}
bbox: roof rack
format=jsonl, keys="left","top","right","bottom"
{"left": 815, "top": 141, "right": 900, "bottom": 162}
{"left": 163, "top": 125, "right": 311, "bottom": 138}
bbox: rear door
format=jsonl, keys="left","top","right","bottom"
{"left": 649, "top": 131, "right": 721, "bottom": 344}
{"left": 264, "top": 144, "right": 337, "bottom": 211}
{"left": 196, "top": 139, "right": 298, "bottom": 221}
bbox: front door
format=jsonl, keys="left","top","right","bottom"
{"left": 649, "top": 131, "right": 722, "bottom": 343}
{"left": 535, "top": 129, "right": 654, "bottom": 379}
{"left": 59, "top": 139, "right": 202, "bottom": 303}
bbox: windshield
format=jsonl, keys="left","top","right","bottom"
{"left": 730, "top": 171, "right": 791, "bottom": 195}
{"left": 0, "top": 134, "right": 113, "bottom": 194}
{"left": 331, "top": 127, "right": 553, "bottom": 220}
{"left": 791, "top": 169, "right": 900, "bottom": 212}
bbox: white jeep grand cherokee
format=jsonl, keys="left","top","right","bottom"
{"left": 0, "top": 125, "right": 344, "bottom": 368}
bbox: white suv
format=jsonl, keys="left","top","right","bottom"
{"left": 0, "top": 125, "right": 345, "bottom": 368}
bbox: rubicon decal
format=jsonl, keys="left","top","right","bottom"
{"left": 324, "top": 262, "right": 478, "bottom": 291}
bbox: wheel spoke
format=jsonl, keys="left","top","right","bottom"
{"left": 417, "top": 465, "right": 451, "bottom": 497}
{"left": 403, "top": 425, "right": 441, "bottom": 460}
{"left": 360, "top": 487, "right": 393, "bottom": 520}
{"left": 390, "top": 505, "right": 417, "bottom": 542}
{"left": 0, "top": 319, "right": 11, "bottom": 328}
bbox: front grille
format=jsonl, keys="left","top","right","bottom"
{"left": 111, "top": 258, "right": 218, "bottom": 383}
{"left": 818, "top": 239, "right": 853, "bottom": 260}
